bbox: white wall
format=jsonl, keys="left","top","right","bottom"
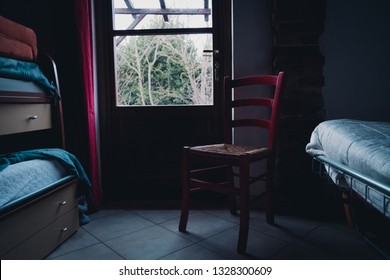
{"left": 321, "top": 0, "right": 390, "bottom": 122}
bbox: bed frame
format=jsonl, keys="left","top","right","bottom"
{"left": 312, "top": 155, "right": 390, "bottom": 222}
{"left": 0, "top": 54, "right": 79, "bottom": 260}
{"left": 312, "top": 154, "right": 390, "bottom": 258}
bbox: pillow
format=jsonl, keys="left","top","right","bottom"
{"left": 0, "top": 16, "right": 38, "bottom": 61}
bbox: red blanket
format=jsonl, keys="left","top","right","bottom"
{"left": 0, "top": 16, "right": 38, "bottom": 61}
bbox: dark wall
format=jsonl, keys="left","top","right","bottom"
{"left": 321, "top": 0, "right": 390, "bottom": 122}
{"left": 233, "top": 0, "right": 274, "bottom": 196}
{"left": 233, "top": 0, "right": 273, "bottom": 77}
{"left": 1, "top": 1, "right": 53, "bottom": 53}
{"left": 271, "top": 0, "right": 329, "bottom": 218}
{"left": 1, "top": 0, "right": 91, "bottom": 172}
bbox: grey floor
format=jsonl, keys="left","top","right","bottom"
{"left": 46, "top": 209, "right": 385, "bottom": 260}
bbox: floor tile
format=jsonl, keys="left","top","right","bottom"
{"left": 45, "top": 228, "right": 100, "bottom": 259}
{"left": 82, "top": 210, "right": 155, "bottom": 241}
{"left": 104, "top": 225, "right": 193, "bottom": 259}
{"left": 203, "top": 209, "right": 263, "bottom": 223}
{"left": 199, "top": 226, "right": 289, "bottom": 260}
{"left": 160, "top": 211, "right": 237, "bottom": 242}
{"left": 134, "top": 210, "right": 181, "bottom": 224}
{"left": 49, "top": 243, "right": 124, "bottom": 260}
{"left": 249, "top": 214, "right": 321, "bottom": 242}
{"left": 88, "top": 209, "right": 125, "bottom": 220}
{"left": 295, "top": 223, "right": 381, "bottom": 259}
{"left": 46, "top": 208, "right": 386, "bottom": 260}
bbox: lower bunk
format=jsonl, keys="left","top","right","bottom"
{"left": 0, "top": 177, "right": 79, "bottom": 259}
{"left": 0, "top": 149, "right": 91, "bottom": 260}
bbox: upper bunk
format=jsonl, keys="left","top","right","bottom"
{"left": 0, "top": 16, "right": 65, "bottom": 153}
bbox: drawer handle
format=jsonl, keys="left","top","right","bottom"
{"left": 59, "top": 200, "right": 67, "bottom": 206}
{"left": 61, "top": 227, "right": 69, "bottom": 232}
{"left": 28, "top": 115, "right": 38, "bottom": 120}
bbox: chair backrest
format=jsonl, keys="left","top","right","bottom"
{"left": 223, "top": 72, "right": 284, "bottom": 149}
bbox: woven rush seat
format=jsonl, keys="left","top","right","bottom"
{"left": 189, "top": 144, "right": 271, "bottom": 160}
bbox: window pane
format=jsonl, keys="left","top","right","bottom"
{"left": 115, "top": 34, "right": 213, "bottom": 106}
{"left": 113, "top": 0, "right": 212, "bottom": 30}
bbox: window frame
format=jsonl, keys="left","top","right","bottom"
{"left": 110, "top": 0, "right": 218, "bottom": 107}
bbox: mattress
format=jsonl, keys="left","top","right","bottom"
{"left": 0, "top": 57, "right": 58, "bottom": 99}
{"left": 0, "top": 159, "right": 68, "bottom": 209}
{"left": 0, "top": 148, "right": 92, "bottom": 199}
{"left": 306, "top": 119, "right": 390, "bottom": 217}
{"left": 0, "top": 77, "right": 46, "bottom": 94}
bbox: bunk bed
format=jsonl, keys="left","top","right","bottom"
{"left": 0, "top": 16, "right": 90, "bottom": 259}
{"left": 306, "top": 119, "right": 390, "bottom": 223}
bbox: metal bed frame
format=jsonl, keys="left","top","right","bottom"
{"left": 312, "top": 155, "right": 390, "bottom": 220}
{"left": 312, "top": 155, "right": 390, "bottom": 258}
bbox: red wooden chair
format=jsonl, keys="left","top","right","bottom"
{"left": 178, "top": 72, "right": 285, "bottom": 253}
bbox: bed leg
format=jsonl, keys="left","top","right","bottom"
{"left": 341, "top": 192, "right": 354, "bottom": 228}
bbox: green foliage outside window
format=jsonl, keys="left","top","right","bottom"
{"left": 115, "top": 32, "right": 213, "bottom": 106}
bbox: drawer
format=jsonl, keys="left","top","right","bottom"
{"left": 0, "top": 103, "right": 51, "bottom": 135}
{"left": 0, "top": 180, "right": 78, "bottom": 256}
{"left": 1, "top": 206, "right": 79, "bottom": 260}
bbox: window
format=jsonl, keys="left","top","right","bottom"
{"left": 112, "top": 0, "right": 215, "bottom": 106}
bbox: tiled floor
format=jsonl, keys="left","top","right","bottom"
{"left": 46, "top": 208, "right": 386, "bottom": 260}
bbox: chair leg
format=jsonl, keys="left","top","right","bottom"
{"left": 229, "top": 195, "right": 237, "bottom": 215}
{"left": 227, "top": 166, "right": 237, "bottom": 215}
{"left": 179, "top": 192, "right": 190, "bottom": 232}
{"left": 179, "top": 147, "right": 190, "bottom": 232}
{"left": 265, "top": 193, "right": 274, "bottom": 225}
{"left": 265, "top": 158, "right": 275, "bottom": 225}
{"left": 237, "top": 158, "right": 250, "bottom": 253}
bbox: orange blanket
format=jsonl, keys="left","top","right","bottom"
{"left": 0, "top": 16, "right": 38, "bottom": 61}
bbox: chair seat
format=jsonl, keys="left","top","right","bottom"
{"left": 189, "top": 143, "right": 272, "bottom": 160}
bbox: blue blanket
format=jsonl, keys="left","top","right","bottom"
{"left": 0, "top": 56, "right": 58, "bottom": 100}
{"left": 0, "top": 148, "right": 91, "bottom": 198}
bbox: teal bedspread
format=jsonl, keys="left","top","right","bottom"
{"left": 0, "top": 56, "right": 58, "bottom": 99}
{"left": 0, "top": 148, "right": 91, "bottom": 198}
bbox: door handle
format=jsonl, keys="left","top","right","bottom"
{"left": 203, "top": 50, "right": 220, "bottom": 81}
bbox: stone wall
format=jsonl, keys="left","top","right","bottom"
{"left": 272, "top": 0, "right": 333, "bottom": 217}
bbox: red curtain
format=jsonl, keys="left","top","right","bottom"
{"left": 75, "top": 0, "right": 102, "bottom": 209}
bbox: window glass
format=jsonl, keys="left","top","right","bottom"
{"left": 115, "top": 34, "right": 213, "bottom": 106}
